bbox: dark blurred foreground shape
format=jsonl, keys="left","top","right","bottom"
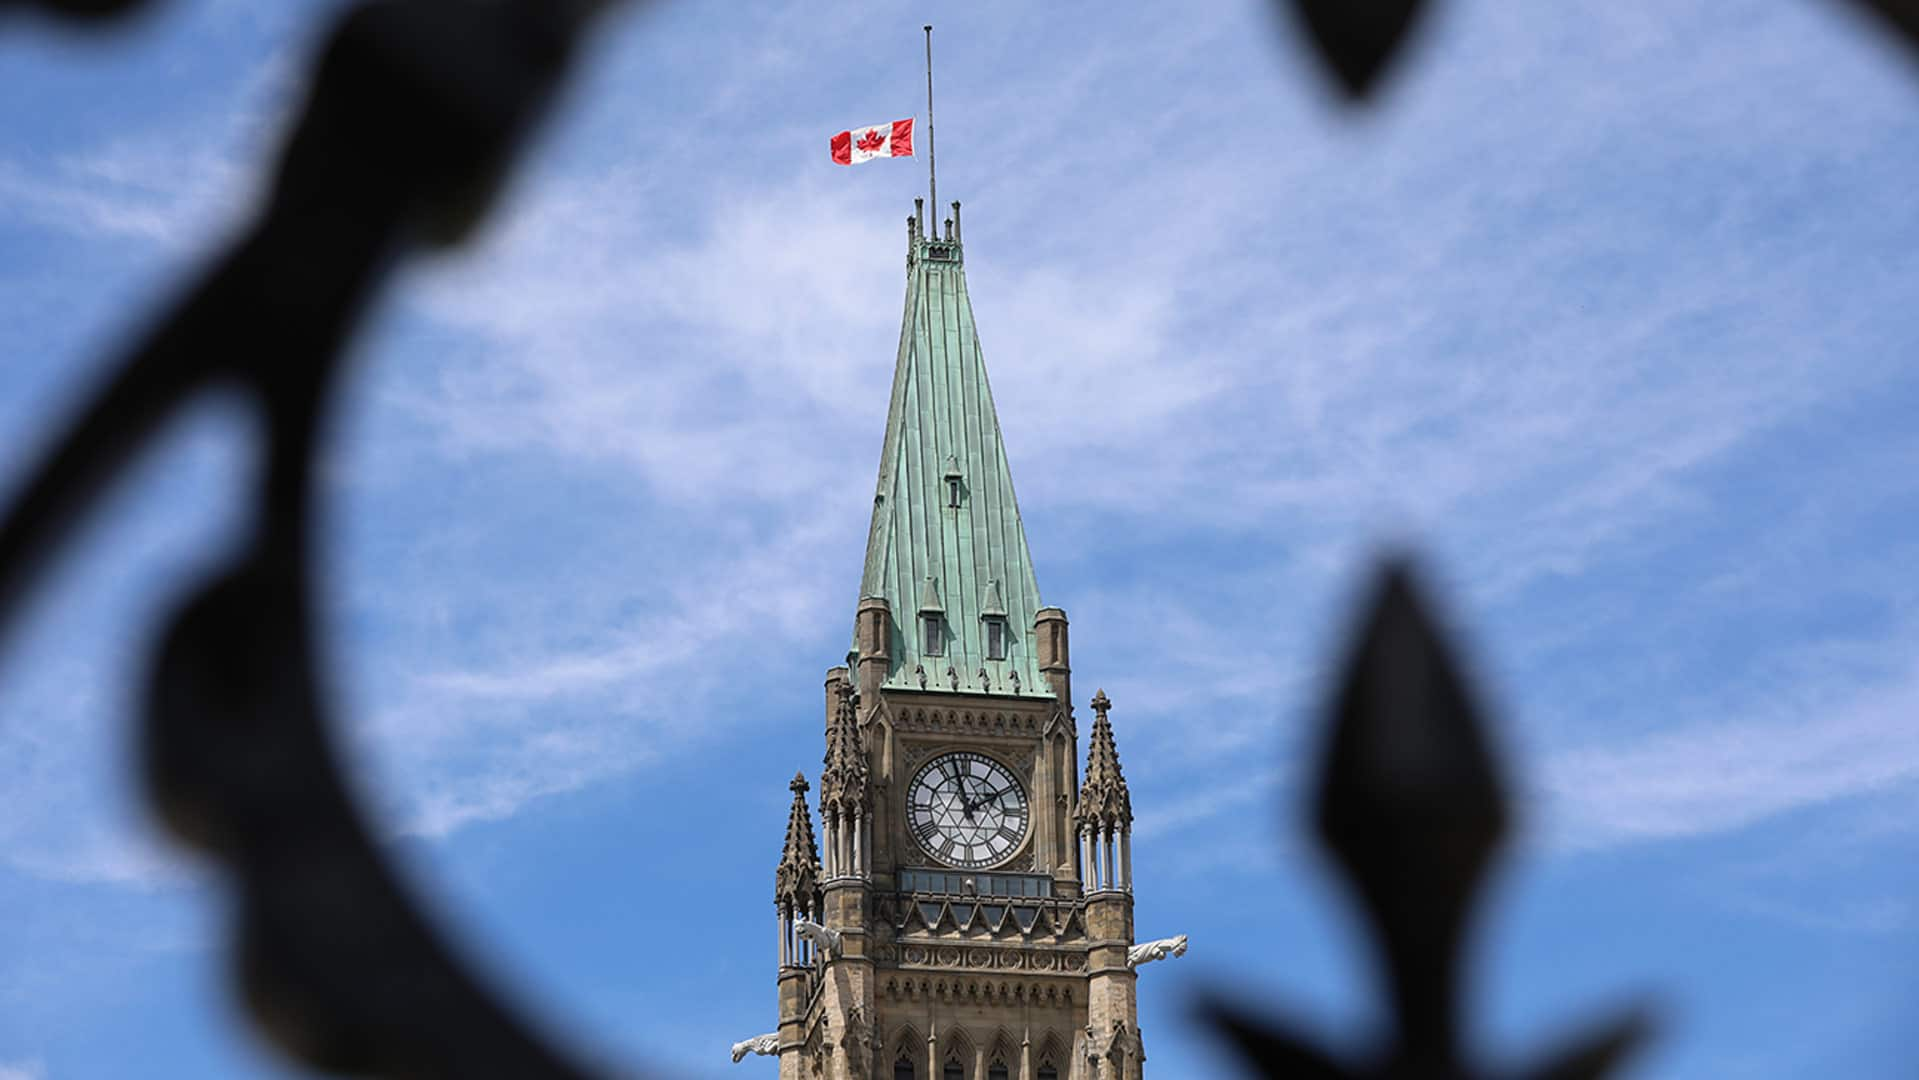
{"left": 0, "top": 0, "right": 625, "bottom": 1075}
{"left": 1, "top": 0, "right": 1915, "bottom": 1075}
{"left": 1200, "top": 565, "right": 1652, "bottom": 1079}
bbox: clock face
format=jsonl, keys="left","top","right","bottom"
{"left": 906, "top": 751, "right": 1030, "bottom": 869}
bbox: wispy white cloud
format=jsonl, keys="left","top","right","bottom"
{"left": 0, "top": 1059, "right": 46, "bottom": 1080}
{"left": 1537, "top": 648, "right": 1919, "bottom": 851}
{"left": 1133, "top": 767, "right": 1284, "bottom": 842}
{"left": 0, "top": 44, "right": 295, "bottom": 251}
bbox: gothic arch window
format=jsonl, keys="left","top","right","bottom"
{"left": 1034, "top": 1031, "right": 1066, "bottom": 1080}
{"left": 891, "top": 1026, "right": 924, "bottom": 1079}
{"left": 986, "top": 1028, "right": 1017, "bottom": 1072}
{"left": 941, "top": 1026, "right": 976, "bottom": 1077}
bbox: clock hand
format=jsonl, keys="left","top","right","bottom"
{"left": 961, "top": 778, "right": 984, "bottom": 815}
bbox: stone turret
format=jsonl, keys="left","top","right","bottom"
{"left": 1082, "top": 690, "right": 1136, "bottom": 1074}
{"left": 1078, "top": 690, "right": 1142, "bottom": 1079}
{"left": 1076, "top": 691, "right": 1134, "bottom": 852}
{"left": 819, "top": 674, "right": 872, "bottom": 886}
{"left": 774, "top": 772, "right": 822, "bottom": 960}
{"left": 774, "top": 773, "right": 822, "bottom": 1080}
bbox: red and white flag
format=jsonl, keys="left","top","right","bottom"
{"left": 830, "top": 119, "right": 915, "bottom": 165}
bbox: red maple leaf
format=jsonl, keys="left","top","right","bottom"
{"left": 855, "top": 127, "right": 887, "bottom": 152}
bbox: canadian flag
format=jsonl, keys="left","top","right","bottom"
{"left": 830, "top": 119, "right": 915, "bottom": 165}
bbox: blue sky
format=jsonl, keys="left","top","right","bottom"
{"left": 2, "top": 1, "right": 1917, "bottom": 1076}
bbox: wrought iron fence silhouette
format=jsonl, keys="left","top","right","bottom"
{"left": 1, "top": 1, "right": 1913, "bottom": 1076}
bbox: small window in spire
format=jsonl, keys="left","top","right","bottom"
{"left": 985, "top": 617, "right": 1006, "bottom": 660}
{"left": 923, "top": 614, "right": 944, "bottom": 656}
{"left": 942, "top": 454, "right": 962, "bottom": 508}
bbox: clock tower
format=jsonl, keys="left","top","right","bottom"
{"left": 762, "top": 202, "right": 1151, "bottom": 1080}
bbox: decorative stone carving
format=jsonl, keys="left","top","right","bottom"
{"left": 795, "top": 919, "right": 843, "bottom": 959}
{"left": 730, "top": 1033, "right": 779, "bottom": 1062}
{"left": 1126, "top": 933, "right": 1188, "bottom": 969}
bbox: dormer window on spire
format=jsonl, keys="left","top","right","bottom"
{"left": 919, "top": 577, "right": 945, "bottom": 658}
{"left": 981, "top": 579, "right": 1008, "bottom": 661}
{"left": 943, "top": 454, "right": 962, "bottom": 508}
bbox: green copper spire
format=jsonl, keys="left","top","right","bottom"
{"left": 853, "top": 205, "right": 1047, "bottom": 698}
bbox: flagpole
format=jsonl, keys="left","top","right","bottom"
{"left": 923, "top": 24, "right": 937, "bottom": 236}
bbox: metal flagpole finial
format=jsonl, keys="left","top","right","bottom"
{"left": 923, "top": 24, "right": 937, "bottom": 237}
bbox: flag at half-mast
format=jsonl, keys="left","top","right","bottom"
{"left": 830, "top": 119, "right": 914, "bottom": 165}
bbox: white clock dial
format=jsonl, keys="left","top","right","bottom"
{"left": 906, "top": 751, "right": 1030, "bottom": 869}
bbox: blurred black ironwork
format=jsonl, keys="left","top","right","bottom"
{"left": 1, "top": 1, "right": 1914, "bottom": 1077}
{"left": 1200, "top": 565, "right": 1651, "bottom": 1078}
{"left": 5, "top": 0, "right": 148, "bottom": 22}
{"left": 1285, "top": 0, "right": 1432, "bottom": 99}
{"left": 0, "top": 0, "right": 625, "bottom": 1076}
{"left": 1280, "top": 0, "right": 1919, "bottom": 99}
{"left": 1849, "top": 0, "right": 1919, "bottom": 54}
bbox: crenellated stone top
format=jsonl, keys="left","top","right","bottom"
{"left": 1075, "top": 690, "right": 1133, "bottom": 830}
{"left": 775, "top": 772, "right": 821, "bottom": 907}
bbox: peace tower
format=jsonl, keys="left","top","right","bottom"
{"left": 753, "top": 201, "right": 1173, "bottom": 1080}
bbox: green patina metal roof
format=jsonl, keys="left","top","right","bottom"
{"left": 850, "top": 215, "right": 1049, "bottom": 699}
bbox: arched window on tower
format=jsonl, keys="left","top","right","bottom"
{"left": 988, "top": 1064, "right": 1009, "bottom": 1080}
{"left": 894, "top": 1056, "right": 916, "bottom": 1080}
{"left": 942, "top": 1062, "right": 964, "bottom": 1080}
{"left": 1036, "top": 1066, "right": 1058, "bottom": 1080}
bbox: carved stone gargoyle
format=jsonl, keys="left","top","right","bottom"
{"left": 1126, "top": 934, "right": 1189, "bottom": 970}
{"left": 730, "top": 1033, "right": 779, "bottom": 1063}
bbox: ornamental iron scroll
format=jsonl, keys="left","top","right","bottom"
{"left": 2, "top": 2, "right": 1916, "bottom": 1078}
